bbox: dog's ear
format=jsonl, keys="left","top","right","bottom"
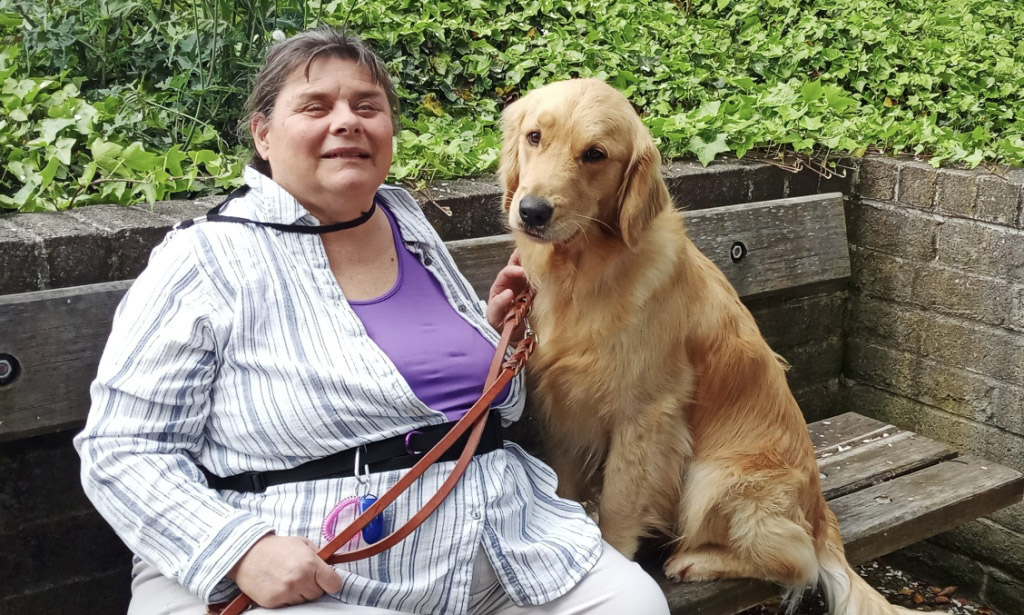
{"left": 499, "top": 97, "right": 526, "bottom": 212}
{"left": 617, "top": 131, "right": 670, "bottom": 250}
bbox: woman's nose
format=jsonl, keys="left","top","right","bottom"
{"left": 329, "top": 104, "right": 361, "bottom": 134}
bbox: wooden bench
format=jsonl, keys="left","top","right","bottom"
{"left": 2, "top": 192, "right": 1022, "bottom": 615}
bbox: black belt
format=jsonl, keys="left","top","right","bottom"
{"left": 201, "top": 411, "right": 505, "bottom": 493}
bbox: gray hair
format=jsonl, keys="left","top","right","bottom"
{"left": 241, "top": 27, "right": 400, "bottom": 176}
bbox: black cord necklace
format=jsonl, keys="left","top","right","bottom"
{"left": 175, "top": 186, "right": 378, "bottom": 235}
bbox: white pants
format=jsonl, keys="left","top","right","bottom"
{"left": 128, "top": 541, "right": 670, "bottom": 615}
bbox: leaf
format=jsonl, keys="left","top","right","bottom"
{"left": 53, "top": 137, "right": 76, "bottom": 165}
{"left": 730, "top": 77, "right": 755, "bottom": 90}
{"left": 38, "top": 118, "right": 76, "bottom": 143}
{"left": 0, "top": 13, "right": 23, "bottom": 27}
{"left": 74, "top": 102, "right": 99, "bottom": 133}
{"left": 164, "top": 145, "right": 188, "bottom": 176}
{"left": 688, "top": 133, "right": 731, "bottom": 166}
{"left": 13, "top": 178, "right": 39, "bottom": 206}
{"left": 423, "top": 93, "right": 444, "bottom": 117}
{"left": 800, "top": 79, "right": 823, "bottom": 102}
{"left": 693, "top": 100, "right": 722, "bottom": 120}
{"left": 79, "top": 162, "right": 98, "bottom": 187}
{"left": 122, "top": 141, "right": 159, "bottom": 173}
{"left": 190, "top": 149, "right": 219, "bottom": 165}
{"left": 39, "top": 156, "right": 60, "bottom": 188}
{"left": 90, "top": 139, "right": 124, "bottom": 172}
{"left": 138, "top": 181, "right": 158, "bottom": 204}
{"left": 823, "top": 86, "right": 857, "bottom": 112}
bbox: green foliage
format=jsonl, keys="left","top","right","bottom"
{"left": 3, "top": 0, "right": 1023, "bottom": 211}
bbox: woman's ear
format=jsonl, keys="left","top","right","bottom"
{"left": 498, "top": 98, "right": 526, "bottom": 212}
{"left": 617, "top": 130, "right": 671, "bottom": 250}
{"left": 252, "top": 113, "right": 271, "bottom": 161}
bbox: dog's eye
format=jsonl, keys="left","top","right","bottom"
{"left": 526, "top": 131, "right": 541, "bottom": 146}
{"left": 582, "top": 147, "right": 606, "bottom": 162}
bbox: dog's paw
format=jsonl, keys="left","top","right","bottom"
{"left": 663, "top": 551, "right": 726, "bottom": 583}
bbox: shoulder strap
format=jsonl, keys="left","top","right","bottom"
{"left": 175, "top": 186, "right": 378, "bottom": 235}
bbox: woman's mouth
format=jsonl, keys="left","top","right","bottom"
{"left": 322, "top": 147, "right": 371, "bottom": 159}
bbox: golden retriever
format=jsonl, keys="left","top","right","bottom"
{"left": 499, "top": 79, "right": 915, "bottom": 615}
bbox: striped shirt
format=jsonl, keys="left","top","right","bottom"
{"left": 74, "top": 167, "right": 602, "bottom": 613}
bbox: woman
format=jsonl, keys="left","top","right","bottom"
{"left": 75, "top": 27, "right": 670, "bottom": 615}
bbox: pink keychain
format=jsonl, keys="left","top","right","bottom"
{"left": 321, "top": 448, "right": 384, "bottom": 547}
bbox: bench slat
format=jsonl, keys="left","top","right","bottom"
{"left": 808, "top": 411, "right": 889, "bottom": 450}
{"left": 809, "top": 413, "right": 959, "bottom": 499}
{"left": 0, "top": 281, "right": 132, "bottom": 439}
{"left": 449, "top": 193, "right": 849, "bottom": 300}
{"left": 834, "top": 455, "right": 1024, "bottom": 565}
{"left": 684, "top": 193, "right": 850, "bottom": 299}
{"left": 806, "top": 412, "right": 957, "bottom": 499}
{"left": 819, "top": 430, "right": 956, "bottom": 500}
{"left": 656, "top": 454, "right": 1024, "bottom": 614}
{"left": 0, "top": 194, "right": 849, "bottom": 440}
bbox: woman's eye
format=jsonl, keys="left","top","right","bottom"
{"left": 583, "top": 147, "right": 606, "bottom": 162}
{"left": 526, "top": 131, "right": 541, "bottom": 145}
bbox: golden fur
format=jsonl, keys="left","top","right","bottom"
{"left": 499, "top": 79, "right": 916, "bottom": 615}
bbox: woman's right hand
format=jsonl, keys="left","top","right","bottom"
{"left": 228, "top": 534, "right": 343, "bottom": 608}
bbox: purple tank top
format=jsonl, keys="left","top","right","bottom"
{"left": 349, "top": 207, "right": 510, "bottom": 421}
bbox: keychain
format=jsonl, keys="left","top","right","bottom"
{"left": 321, "top": 447, "right": 385, "bottom": 546}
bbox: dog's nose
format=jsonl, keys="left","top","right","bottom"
{"left": 519, "top": 196, "right": 554, "bottom": 227}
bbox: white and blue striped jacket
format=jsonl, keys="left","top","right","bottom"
{"left": 74, "top": 167, "right": 602, "bottom": 614}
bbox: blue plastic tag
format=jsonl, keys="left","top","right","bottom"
{"left": 359, "top": 495, "right": 384, "bottom": 544}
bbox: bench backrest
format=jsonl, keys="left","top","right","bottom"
{"left": 0, "top": 193, "right": 848, "bottom": 440}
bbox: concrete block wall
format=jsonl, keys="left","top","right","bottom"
{"left": 0, "top": 160, "right": 850, "bottom": 613}
{"left": 0, "top": 431, "right": 134, "bottom": 613}
{"left": 845, "top": 156, "right": 1024, "bottom": 612}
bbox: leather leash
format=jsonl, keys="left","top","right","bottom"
{"left": 209, "top": 289, "right": 535, "bottom": 615}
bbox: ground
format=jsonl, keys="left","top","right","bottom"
{"left": 737, "top": 560, "right": 999, "bottom": 615}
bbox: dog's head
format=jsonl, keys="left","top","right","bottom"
{"left": 499, "top": 79, "right": 670, "bottom": 250}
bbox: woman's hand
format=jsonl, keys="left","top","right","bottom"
{"left": 228, "top": 534, "right": 342, "bottom": 608}
{"left": 486, "top": 250, "right": 529, "bottom": 332}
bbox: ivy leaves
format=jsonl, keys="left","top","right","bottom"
{"left": 0, "top": 40, "right": 242, "bottom": 211}
{"left": 3, "top": 0, "right": 1023, "bottom": 211}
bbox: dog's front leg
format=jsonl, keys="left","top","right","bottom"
{"left": 598, "top": 425, "right": 650, "bottom": 558}
{"left": 598, "top": 402, "right": 690, "bottom": 560}
{"left": 597, "top": 429, "right": 653, "bottom": 558}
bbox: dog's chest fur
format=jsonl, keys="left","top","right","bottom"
{"left": 520, "top": 226, "right": 695, "bottom": 432}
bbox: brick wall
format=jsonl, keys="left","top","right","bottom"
{"left": 846, "top": 157, "right": 1024, "bottom": 611}
{"left": 0, "top": 160, "right": 850, "bottom": 613}
{"left": 0, "top": 431, "right": 133, "bottom": 613}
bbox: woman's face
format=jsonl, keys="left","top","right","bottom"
{"left": 253, "top": 56, "right": 394, "bottom": 218}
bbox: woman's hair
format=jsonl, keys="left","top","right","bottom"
{"left": 241, "top": 27, "right": 400, "bottom": 176}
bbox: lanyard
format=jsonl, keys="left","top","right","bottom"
{"left": 175, "top": 186, "right": 378, "bottom": 234}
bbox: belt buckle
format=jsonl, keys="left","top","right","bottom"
{"left": 240, "top": 472, "right": 267, "bottom": 493}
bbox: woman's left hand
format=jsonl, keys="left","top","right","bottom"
{"left": 486, "top": 249, "right": 528, "bottom": 331}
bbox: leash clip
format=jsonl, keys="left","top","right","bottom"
{"left": 353, "top": 445, "right": 370, "bottom": 485}
{"left": 503, "top": 335, "right": 536, "bottom": 372}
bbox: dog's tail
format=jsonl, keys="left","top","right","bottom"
{"left": 815, "top": 509, "right": 918, "bottom": 615}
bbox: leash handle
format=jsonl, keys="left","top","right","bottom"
{"left": 210, "top": 290, "right": 534, "bottom": 615}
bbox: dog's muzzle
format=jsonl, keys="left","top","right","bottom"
{"left": 518, "top": 195, "right": 554, "bottom": 229}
